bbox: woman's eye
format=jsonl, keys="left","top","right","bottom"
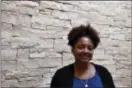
{"left": 77, "top": 45, "right": 84, "bottom": 49}
{"left": 88, "top": 47, "right": 92, "bottom": 50}
{"left": 76, "top": 45, "right": 94, "bottom": 51}
{"left": 88, "top": 47, "right": 94, "bottom": 51}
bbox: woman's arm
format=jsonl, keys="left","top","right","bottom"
{"left": 50, "top": 70, "right": 60, "bottom": 88}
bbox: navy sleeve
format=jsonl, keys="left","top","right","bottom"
{"left": 95, "top": 64, "right": 116, "bottom": 88}
{"left": 50, "top": 70, "right": 60, "bottom": 88}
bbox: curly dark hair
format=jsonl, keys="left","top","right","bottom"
{"left": 67, "top": 24, "right": 100, "bottom": 49}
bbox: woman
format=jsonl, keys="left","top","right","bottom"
{"left": 50, "top": 24, "right": 115, "bottom": 88}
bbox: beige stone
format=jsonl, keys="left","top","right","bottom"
{"left": 28, "top": 68, "right": 49, "bottom": 76}
{"left": 110, "top": 33, "right": 125, "bottom": 40}
{"left": 1, "top": 2, "right": 17, "bottom": 12}
{"left": 54, "top": 39, "right": 71, "bottom": 53}
{"left": 17, "top": 49, "right": 29, "bottom": 59}
{"left": 18, "top": 76, "right": 42, "bottom": 87}
{"left": 16, "top": 14, "right": 32, "bottom": 27}
{"left": 2, "top": 49, "right": 17, "bottom": 60}
{"left": 62, "top": 53, "right": 74, "bottom": 66}
{"left": 1, "top": 22, "right": 13, "bottom": 31}
{"left": 2, "top": 80, "right": 19, "bottom": 87}
{"left": 125, "top": 32, "right": 131, "bottom": 41}
{"left": 39, "top": 1, "right": 78, "bottom": 12}
{"left": 1, "top": 1, "right": 132, "bottom": 88}
{"left": 31, "top": 22, "right": 46, "bottom": 30}
{"left": 1, "top": 11, "right": 17, "bottom": 25}
{"left": 16, "top": 1, "right": 39, "bottom": 8}
{"left": 52, "top": 10, "right": 79, "bottom": 20}
{"left": 18, "top": 6, "right": 39, "bottom": 16}
{"left": 2, "top": 61, "right": 17, "bottom": 71}
{"left": 114, "top": 77, "right": 132, "bottom": 87}
{"left": 32, "top": 14, "right": 70, "bottom": 27}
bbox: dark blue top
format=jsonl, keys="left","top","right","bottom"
{"left": 73, "top": 71, "right": 103, "bottom": 88}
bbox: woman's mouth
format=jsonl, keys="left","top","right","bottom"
{"left": 82, "top": 54, "right": 91, "bottom": 58}
{"left": 81, "top": 54, "right": 92, "bottom": 60}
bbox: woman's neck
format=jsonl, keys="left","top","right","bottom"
{"left": 74, "top": 61, "right": 94, "bottom": 79}
{"left": 75, "top": 61, "right": 90, "bottom": 68}
{"left": 74, "top": 61, "right": 91, "bottom": 73}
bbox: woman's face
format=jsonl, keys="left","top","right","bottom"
{"left": 72, "top": 36, "right": 94, "bottom": 63}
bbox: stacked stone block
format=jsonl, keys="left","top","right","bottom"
{"left": 1, "top": 1, "right": 131, "bottom": 87}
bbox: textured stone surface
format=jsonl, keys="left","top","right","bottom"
{"left": 54, "top": 39, "right": 70, "bottom": 53}
{"left": 2, "top": 49, "right": 17, "bottom": 60}
{"left": 1, "top": 1, "right": 131, "bottom": 88}
{"left": 1, "top": 11, "right": 17, "bottom": 25}
{"left": 32, "top": 14, "right": 71, "bottom": 27}
{"left": 2, "top": 61, "right": 17, "bottom": 71}
{"left": 16, "top": 14, "right": 32, "bottom": 27}
{"left": 62, "top": 53, "right": 74, "bottom": 66}
{"left": 17, "top": 48, "right": 29, "bottom": 59}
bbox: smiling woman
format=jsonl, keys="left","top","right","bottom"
{"left": 72, "top": 36, "right": 94, "bottom": 63}
{"left": 50, "top": 24, "right": 115, "bottom": 88}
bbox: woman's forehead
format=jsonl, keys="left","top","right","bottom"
{"left": 76, "top": 36, "right": 93, "bottom": 46}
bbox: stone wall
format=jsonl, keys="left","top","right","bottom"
{"left": 1, "top": 1, "right": 131, "bottom": 87}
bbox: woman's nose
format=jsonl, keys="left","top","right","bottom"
{"left": 83, "top": 48, "right": 89, "bottom": 53}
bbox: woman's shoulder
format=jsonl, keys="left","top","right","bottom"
{"left": 92, "top": 63, "right": 115, "bottom": 88}
{"left": 92, "top": 63, "right": 110, "bottom": 73}
{"left": 55, "top": 63, "right": 74, "bottom": 75}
